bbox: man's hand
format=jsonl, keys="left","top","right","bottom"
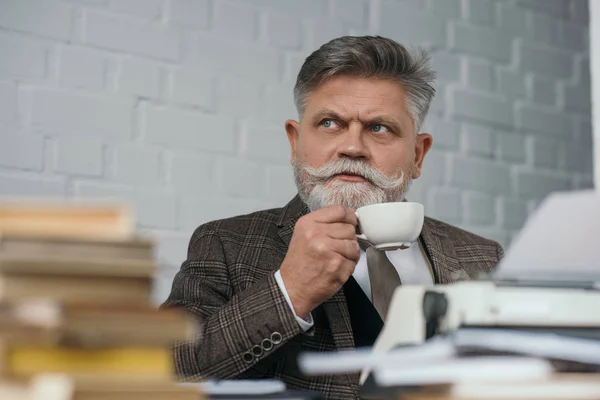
{"left": 279, "top": 205, "right": 360, "bottom": 318}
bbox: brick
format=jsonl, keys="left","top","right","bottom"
{"left": 0, "top": 172, "right": 66, "bottom": 197}
{"left": 464, "top": 0, "right": 493, "bottom": 25}
{"left": 380, "top": 2, "right": 446, "bottom": 47}
{"left": 0, "top": 0, "right": 72, "bottom": 41}
{"left": 249, "top": 0, "right": 328, "bottom": 17}
{"left": 109, "top": 0, "right": 162, "bottom": 19}
{"left": 172, "top": 68, "right": 213, "bottom": 109}
{"left": 462, "top": 123, "right": 494, "bottom": 157}
{"left": 497, "top": 69, "right": 527, "bottom": 99}
{"left": 559, "top": 22, "right": 586, "bottom": 50}
{"left": 264, "top": 165, "right": 297, "bottom": 205}
{"left": 451, "top": 24, "right": 512, "bottom": 63}
{"left": 464, "top": 192, "right": 495, "bottom": 225}
{"left": 179, "top": 195, "right": 263, "bottom": 230}
{"left": 431, "top": 53, "right": 461, "bottom": 83}
{"left": 216, "top": 76, "right": 262, "bottom": 116}
{"left": 451, "top": 89, "right": 514, "bottom": 128}
{"left": 111, "top": 144, "right": 161, "bottom": 185}
{"left": 284, "top": 53, "right": 308, "bottom": 83}
{"left": 0, "top": 33, "right": 47, "bottom": 82}
{"left": 31, "top": 90, "right": 133, "bottom": 138}
{"left": 565, "top": 142, "right": 593, "bottom": 174}
{"left": 415, "top": 149, "right": 447, "bottom": 187}
{"left": 186, "top": 34, "right": 280, "bottom": 82}
{"left": 135, "top": 188, "right": 177, "bottom": 229}
{"left": 500, "top": 198, "right": 529, "bottom": 230}
{"left": 169, "top": 0, "right": 209, "bottom": 28}
{"left": 576, "top": 118, "right": 592, "bottom": 140}
{"left": 264, "top": 82, "right": 297, "bottom": 122}
{"left": 168, "top": 150, "right": 215, "bottom": 194}
{"left": 74, "top": 181, "right": 176, "bottom": 229}
{"left": 517, "top": 0, "right": 568, "bottom": 18}
{"left": 54, "top": 136, "right": 103, "bottom": 176}
{"left": 0, "top": 83, "right": 17, "bottom": 122}
{"left": 424, "top": 85, "right": 443, "bottom": 118}
{"left": 420, "top": 116, "right": 460, "bottom": 150}
{"left": 219, "top": 158, "right": 261, "bottom": 198}
{"left": 497, "top": 3, "right": 528, "bottom": 37}
{"left": 465, "top": 59, "right": 493, "bottom": 91}
{"left": 151, "top": 231, "right": 189, "bottom": 268}
{"left": 451, "top": 157, "right": 511, "bottom": 194}
{"left": 428, "top": 188, "right": 461, "bottom": 223}
{"left": 146, "top": 105, "right": 235, "bottom": 153}
{"left": 529, "top": 13, "right": 559, "bottom": 46}
{"left": 529, "top": 137, "right": 561, "bottom": 169}
{"left": 517, "top": 104, "right": 573, "bottom": 137}
{"left": 428, "top": 0, "right": 461, "bottom": 18}
{"left": 331, "top": 0, "right": 366, "bottom": 25}
{"left": 570, "top": 0, "right": 589, "bottom": 23}
{"left": 563, "top": 84, "right": 591, "bottom": 113}
{"left": 244, "top": 120, "right": 292, "bottom": 162}
{"left": 304, "top": 18, "right": 345, "bottom": 51}
{"left": 516, "top": 170, "right": 571, "bottom": 199}
{"left": 0, "top": 130, "right": 44, "bottom": 171}
{"left": 496, "top": 131, "right": 526, "bottom": 163}
{"left": 529, "top": 76, "right": 556, "bottom": 107}
{"left": 85, "top": 11, "right": 179, "bottom": 61}
{"left": 60, "top": 47, "right": 106, "bottom": 91}
{"left": 574, "top": 177, "right": 594, "bottom": 190}
{"left": 577, "top": 56, "right": 590, "bottom": 87}
{"left": 267, "top": 11, "right": 301, "bottom": 49}
{"left": 214, "top": 0, "right": 257, "bottom": 40}
{"left": 118, "top": 57, "right": 161, "bottom": 99}
{"left": 518, "top": 42, "right": 573, "bottom": 79}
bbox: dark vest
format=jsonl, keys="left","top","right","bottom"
{"left": 342, "top": 276, "right": 383, "bottom": 348}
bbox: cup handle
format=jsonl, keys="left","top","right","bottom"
{"left": 355, "top": 211, "right": 368, "bottom": 241}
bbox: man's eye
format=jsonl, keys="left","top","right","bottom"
{"left": 371, "top": 124, "right": 389, "bottom": 133}
{"left": 320, "top": 119, "right": 339, "bottom": 129}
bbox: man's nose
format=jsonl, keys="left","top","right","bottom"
{"left": 337, "top": 123, "right": 369, "bottom": 159}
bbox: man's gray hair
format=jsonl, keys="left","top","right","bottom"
{"left": 293, "top": 36, "right": 436, "bottom": 132}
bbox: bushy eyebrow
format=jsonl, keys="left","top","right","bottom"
{"left": 312, "top": 107, "right": 404, "bottom": 135}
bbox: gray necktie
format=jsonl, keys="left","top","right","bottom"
{"left": 358, "top": 239, "right": 402, "bottom": 321}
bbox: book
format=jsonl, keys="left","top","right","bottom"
{"left": 0, "top": 299, "right": 200, "bottom": 348}
{"left": 29, "top": 373, "right": 202, "bottom": 400}
{"left": 0, "top": 233, "right": 154, "bottom": 261}
{"left": 2, "top": 346, "right": 174, "bottom": 377}
{"left": 0, "top": 274, "right": 152, "bottom": 303}
{"left": 0, "top": 200, "right": 133, "bottom": 240}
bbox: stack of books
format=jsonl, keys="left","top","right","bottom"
{"left": 0, "top": 200, "right": 201, "bottom": 399}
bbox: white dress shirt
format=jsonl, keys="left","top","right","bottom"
{"left": 274, "top": 240, "right": 433, "bottom": 331}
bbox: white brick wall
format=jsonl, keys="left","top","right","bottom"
{"left": 0, "top": 0, "right": 592, "bottom": 304}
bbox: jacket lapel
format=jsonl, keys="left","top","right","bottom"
{"left": 420, "top": 217, "right": 469, "bottom": 284}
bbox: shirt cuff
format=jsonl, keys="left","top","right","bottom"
{"left": 274, "top": 270, "right": 314, "bottom": 331}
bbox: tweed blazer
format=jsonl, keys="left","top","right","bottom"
{"left": 161, "top": 195, "right": 504, "bottom": 400}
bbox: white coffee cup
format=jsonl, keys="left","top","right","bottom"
{"left": 355, "top": 202, "right": 424, "bottom": 250}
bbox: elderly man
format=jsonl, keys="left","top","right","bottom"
{"left": 162, "top": 35, "right": 503, "bottom": 399}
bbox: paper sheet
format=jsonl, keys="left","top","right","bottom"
{"left": 492, "top": 189, "right": 600, "bottom": 282}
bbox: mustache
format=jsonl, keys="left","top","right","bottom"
{"left": 295, "top": 158, "right": 406, "bottom": 190}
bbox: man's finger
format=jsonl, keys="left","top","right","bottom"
{"left": 325, "top": 223, "right": 358, "bottom": 240}
{"left": 312, "top": 205, "right": 357, "bottom": 225}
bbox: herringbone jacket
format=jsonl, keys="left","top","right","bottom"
{"left": 161, "top": 195, "right": 504, "bottom": 399}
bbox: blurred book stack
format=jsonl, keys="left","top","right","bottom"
{"left": 0, "top": 200, "right": 202, "bottom": 400}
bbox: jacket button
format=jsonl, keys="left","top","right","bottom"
{"left": 271, "top": 331, "right": 282, "bottom": 344}
{"left": 252, "top": 345, "right": 264, "bottom": 357}
{"left": 261, "top": 338, "right": 273, "bottom": 351}
{"left": 242, "top": 351, "right": 254, "bottom": 363}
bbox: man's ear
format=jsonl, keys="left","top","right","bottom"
{"left": 285, "top": 119, "right": 300, "bottom": 164}
{"left": 412, "top": 133, "right": 433, "bottom": 179}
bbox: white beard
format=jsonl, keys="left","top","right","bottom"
{"left": 293, "top": 157, "right": 413, "bottom": 211}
